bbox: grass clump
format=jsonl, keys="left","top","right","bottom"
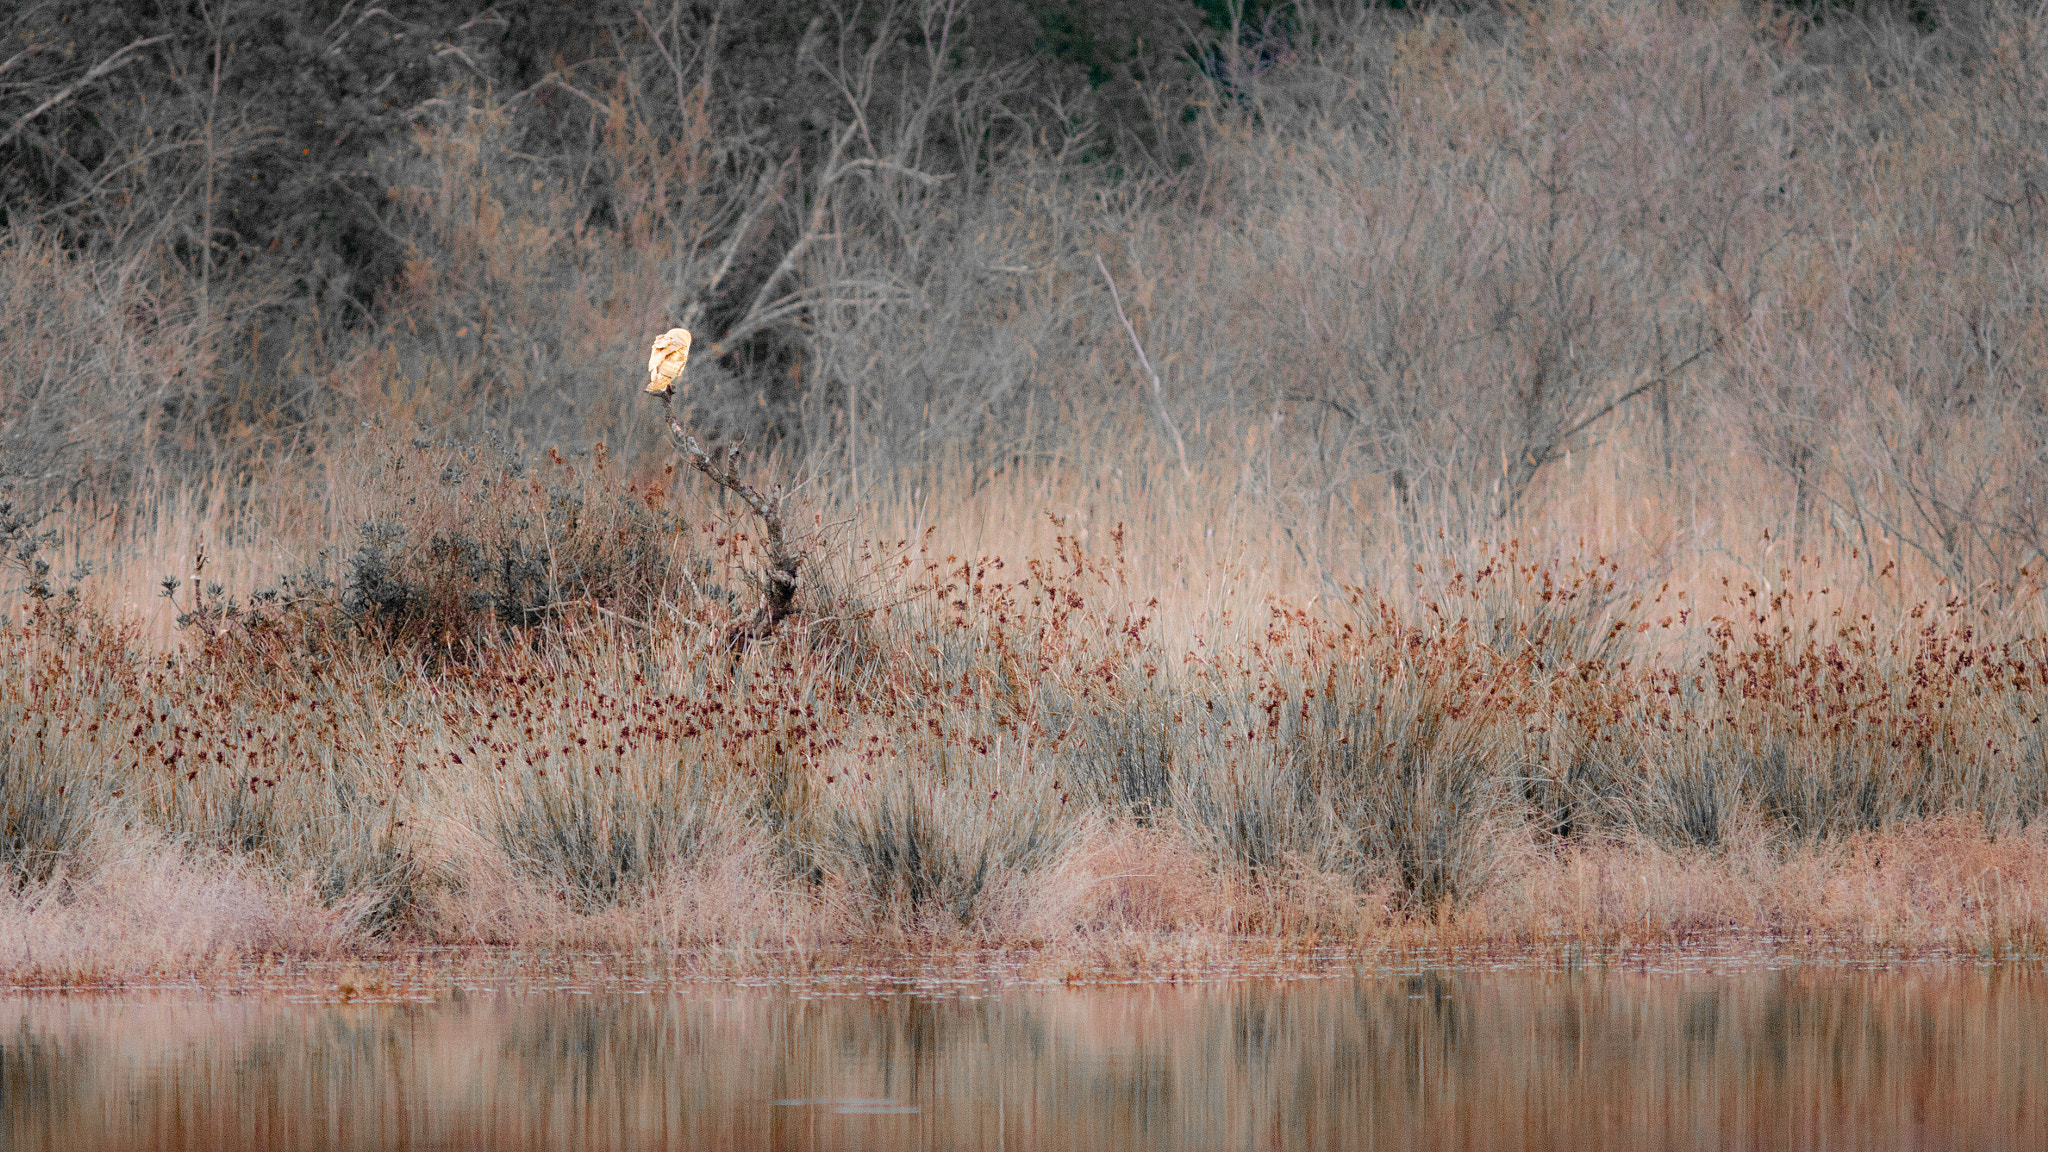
{"left": 491, "top": 768, "right": 723, "bottom": 914}
{"left": 0, "top": 677, "right": 95, "bottom": 892}
{"left": 829, "top": 780, "right": 1073, "bottom": 930}
{"left": 169, "top": 437, "right": 696, "bottom": 669}
{"left": 331, "top": 438, "right": 691, "bottom": 660}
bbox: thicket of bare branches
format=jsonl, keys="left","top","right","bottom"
{"left": 5, "top": 0, "right": 2046, "bottom": 588}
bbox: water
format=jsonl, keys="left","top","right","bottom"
{"left": 5, "top": 967, "right": 2045, "bottom": 1150}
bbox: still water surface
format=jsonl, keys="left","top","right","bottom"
{"left": 4, "top": 966, "right": 2044, "bottom": 1150}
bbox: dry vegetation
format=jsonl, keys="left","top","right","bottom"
{"left": 6, "top": 0, "right": 2048, "bottom": 984}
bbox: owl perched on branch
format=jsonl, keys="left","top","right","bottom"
{"left": 646, "top": 328, "right": 692, "bottom": 395}
{"left": 640, "top": 323, "right": 800, "bottom": 649}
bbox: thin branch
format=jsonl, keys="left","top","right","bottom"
{"left": 1545, "top": 342, "right": 1717, "bottom": 462}
{"left": 0, "top": 43, "right": 54, "bottom": 81}
{"left": 1094, "top": 253, "right": 1192, "bottom": 481}
{"left": 0, "top": 36, "right": 170, "bottom": 154}
{"left": 534, "top": 74, "right": 607, "bottom": 112}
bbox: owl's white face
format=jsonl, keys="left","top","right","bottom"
{"left": 646, "top": 328, "right": 692, "bottom": 394}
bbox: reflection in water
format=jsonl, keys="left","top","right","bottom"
{"left": 3, "top": 968, "right": 2045, "bottom": 1150}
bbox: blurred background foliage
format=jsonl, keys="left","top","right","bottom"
{"left": 5, "top": 0, "right": 2046, "bottom": 589}
{"left": 1, "top": 0, "right": 1218, "bottom": 325}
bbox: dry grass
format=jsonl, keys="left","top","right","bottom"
{"left": 7, "top": 1, "right": 2048, "bottom": 984}
{"left": 3, "top": 446, "right": 2046, "bottom": 984}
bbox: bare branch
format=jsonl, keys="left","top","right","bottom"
{"left": 707, "top": 123, "right": 855, "bottom": 358}
{"left": 0, "top": 43, "right": 54, "bottom": 81}
{"left": 675, "top": 153, "right": 795, "bottom": 331}
{"left": 1095, "top": 253, "right": 1192, "bottom": 482}
{"left": 684, "top": 121, "right": 949, "bottom": 360}
{"left": 0, "top": 36, "right": 170, "bottom": 155}
{"left": 1544, "top": 342, "right": 1716, "bottom": 459}
{"left": 656, "top": 392, "right": 802, "bottom": 644}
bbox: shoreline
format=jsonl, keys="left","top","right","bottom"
{"left": 11, "top": 825, "right": 2047, "bottom": 997}
{"left": 6, "top": 933, "right": 2039, "bottom": 1001}
{"left": 8, "top": 788, "right": 2048, "bottom": 995}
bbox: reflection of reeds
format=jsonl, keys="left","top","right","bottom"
{"left": 7, "top": 970, "right": 2046, "bottom": 1150}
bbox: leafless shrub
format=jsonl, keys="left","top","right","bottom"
{"left": 180, "top": 436, "right": 696, "bottom": 664}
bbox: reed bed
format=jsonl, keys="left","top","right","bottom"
{"left": 3, "top": 434, "right": 2046, "bottom": 986}
{"left": 9, "top": 0, "right": 2048, "bottom": 982}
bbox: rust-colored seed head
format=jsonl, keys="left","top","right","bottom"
{"left": 646, "top": 327, "right": 692, "bottom": 395}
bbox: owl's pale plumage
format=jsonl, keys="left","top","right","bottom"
{"left": 646, "top": 327, "right": 692, "bottom": 394}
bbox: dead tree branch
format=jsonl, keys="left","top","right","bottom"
{"left": 1095, "top": 253, "right": 1192, "bottom": 482}
{"left": 657, "top": 392, "right": 801, "bottom": 645}
{"left": 0, "top": 35, "right": 169, "bottom": 154}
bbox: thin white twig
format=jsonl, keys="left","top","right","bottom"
{"left": 1095, "top": 253, "right": 1191, "bottom": 482}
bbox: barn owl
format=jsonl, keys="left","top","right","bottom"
{"left": 646, "top": 327, "right": 692, "bottom": 395}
